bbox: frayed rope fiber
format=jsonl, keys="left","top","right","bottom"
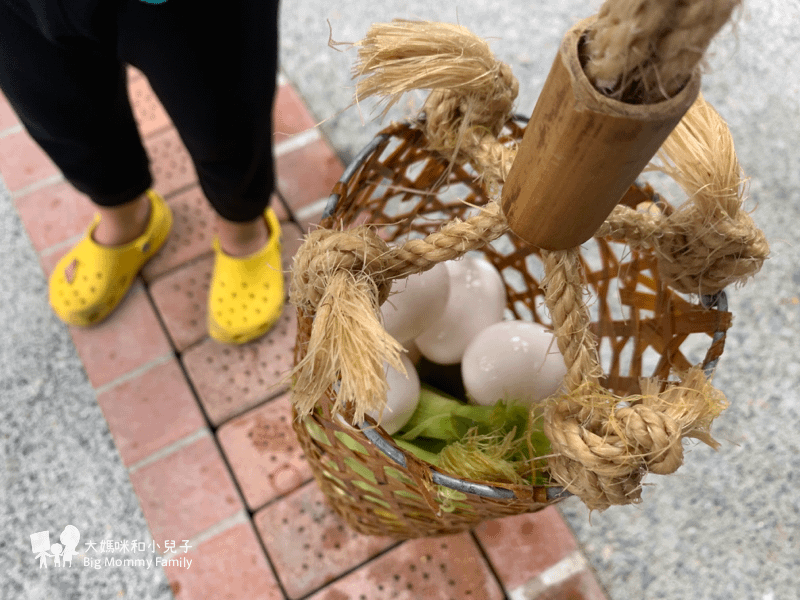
{"left": 597, "top": 93, "right": 769, "bottom": 295}
{"left": 544, "top": 367, "right": 728, "bottom": 510}
{"left": 353, "top": 20, "right": 519, "bottom": 191}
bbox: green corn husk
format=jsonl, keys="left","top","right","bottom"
{"left": 395, "top": 384, "right": 552, "bottom": 486}
{"left": 398, "top": 384, "right": 529, "bottom": 442}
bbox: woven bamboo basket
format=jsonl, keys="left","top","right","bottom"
{"left": 290, "top": 117, "right": 733, "bottom": 539}
{"left": 287, "top": 9, "right": 769, "bottom": 538}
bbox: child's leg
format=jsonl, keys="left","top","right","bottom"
{"left": 116, "top": 1, "right": 284, "bottom": 343}
{"left": 0, "top": 2, "right": 152, "bottom": 210}
{"left": 0, "top": 4, "right": 173, "bottom": 326}
{"left": 117, "top": 0, "right": 280, "bottom": 234}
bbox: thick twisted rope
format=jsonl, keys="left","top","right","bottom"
{"left": 536, "top": 94, "right": 763, "bottom": 508}
{"left": 422, "top": 63, "right": 518, "bottom": 192}
{"left": 543, "top": 368, "right": 728, "bottom": 509}
{"left": 541, "top": 249, "right": 604, "bottom": 392}
{"left": 584, "top": 0, "right": 742, "bottom": 103}
{"left": 596, "top": 94, "right": 769, "bottom": 295}
{"left": 353, "top": 20, "right": 519, "bottom": 191}
{"left": 540, "top": 247, "right": 730, "bottom": 509}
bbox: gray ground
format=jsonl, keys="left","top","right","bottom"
{"left": 0, "top": 187, "right": 173, "bottom": 598}
{"left": 1, "top": 1, "right": 797, "bottom": 599}
{"left": 282, "top": 1, "right": 799, "bottom": 599}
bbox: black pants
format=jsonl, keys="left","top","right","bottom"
{"left": 0, "top": 0, "right": 279, "bottom": 222}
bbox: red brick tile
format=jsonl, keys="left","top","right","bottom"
{"left": 474, "top": 506, "right": 579, "bottom": 591}
{"left": 0, "top": 89, "right": 19, "bottom": 131}
{"left": 531, "top": 570, "right": 608, "bottom": 600}
{"left": 181, "top": 304, "right": 296, "bottom": 425}
{"left": 66, "top": 282, "right": 173, "bottom": 388}
{"left": 273, "top": 83, "right": 317, "bottom": 142}
{"left": 144, "top": 128, "right": 197, "bottom": 197}
{"left": 13, "top": 181, "right": 96, "bottom": 252}
{"left": 149, "top": 254, "right": 214, "bottom": 351}
{"left": 217, "top": 394, "right": 312, "bottom": 510}
{"left": 129, "top": 434, "right": 242, "bottom": 543}
{"left": 254, "top": 481, "right": 396, "bottom": 599}
{"left": 306, "top": 532, "right": 505, "bottom": 600}
{"left": 163, "top": 522, "right": 283, "bottom": 600}
{"left": 129, "top": 75, "right": 172, "bottom": 137}
{"left": 276, "top": 139, "right": 343, "bottom": 211}
{"left": 0, "top": 129, "right": 59, "bottom": 192}
{"left": 141, "top": 185, "right": 214, "bottom": 281}
{"left": 96, "top": 358, "right": 206, "bottom": 466}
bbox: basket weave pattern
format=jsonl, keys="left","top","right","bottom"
{"left": 291, "top": 121, "right": 730, "bottom": 538}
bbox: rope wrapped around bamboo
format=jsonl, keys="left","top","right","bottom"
{"left": 583, "top": 0, "right": 742, "bottom": 103}
{"left": 289, "top": 14, "right": 765, "bottom": 511}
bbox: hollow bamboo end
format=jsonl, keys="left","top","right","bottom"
{"left": 501, "top": 16, "right": 700, "bottom": 250}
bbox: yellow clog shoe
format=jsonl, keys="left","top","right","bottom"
{"left": 49, "top": 190, "right": 172, "bottom": 327}
{"left": 208, "top": 208, "right": 284, "bottom": 344}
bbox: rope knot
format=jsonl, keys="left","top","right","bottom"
{"left": 598, "top": 93, "right": 769, "bottom": 296}
{"left": 544, "top": 392, "right": 684, "bottom": 481}
{"left": 543, "top": 367, "right": 726, "bottom": 510}
{"left": 290, "top": 226, "right": 393, "bottom": 314}
{"left": 423, "top": 61, "right": 519, "bottom": 188}
{"left": 655, "top": 202, "right": 770, "bottom": 295}
{"left": 289, "top": 227, "right": 403, "bottom": 425}
{"left": 611, "top": 404, "right": 683, "bottom": 475}
{"left": 353, "top": 18, "right": 520, "bottom": 184}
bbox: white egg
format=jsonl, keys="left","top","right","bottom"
{"left": 415, "top": 256, "right": 507, "bottom": 365}
{"left": 381, "top": 262, "right": 450, "bottom": 344}
{"left": 367, "top": 352, "right": 420, "bottom": 434}
{"left": 461, "top": 320, "right": 567, "bottom": 407}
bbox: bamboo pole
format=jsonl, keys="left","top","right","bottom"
{"left": 501, "top": 16, "right": 700, "bottom": 250}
